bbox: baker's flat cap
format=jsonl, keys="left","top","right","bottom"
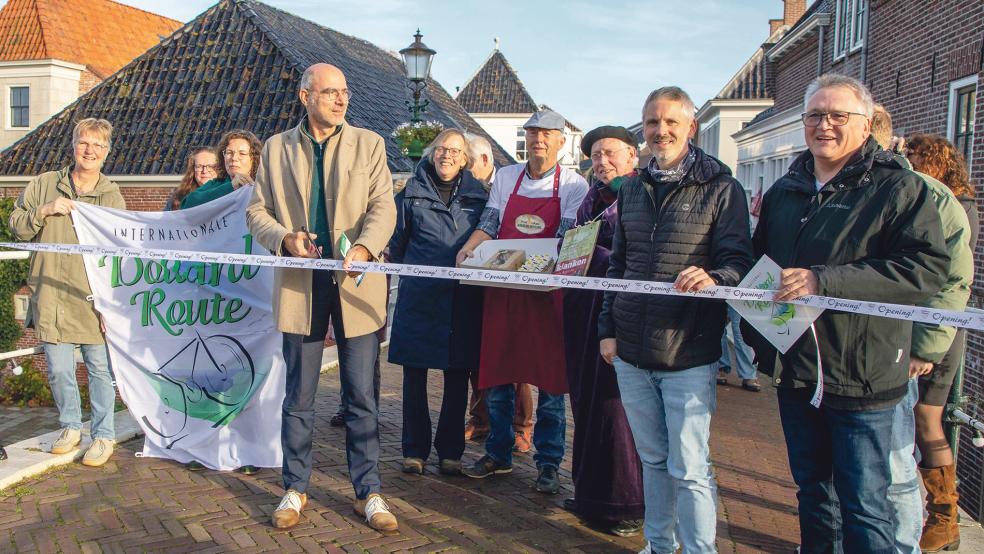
{"left": 523, "top": 109, "right": 566, "bottom": 131}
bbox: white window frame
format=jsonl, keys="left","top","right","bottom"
{"left": 515, "top": 127, "right": 527, "bottom": 162}
{"left": 947, "top": 74, "right": 978, "bottom": 168}
{"left": 833, "top": 0, "right": 867, "bottom": 60}
{"left": 6, "top": 84, "right": 30, "bottom": 130}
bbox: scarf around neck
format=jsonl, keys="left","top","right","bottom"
{"left": 647, "top": 147, "right": 696, "bottom": 184}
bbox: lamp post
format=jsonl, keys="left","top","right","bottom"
{"left": 400, "top": 29, "right": 436, "bottom": 124}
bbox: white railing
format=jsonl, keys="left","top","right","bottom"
{"left": 0, "top": 250, "right": 29, "bottom": 260}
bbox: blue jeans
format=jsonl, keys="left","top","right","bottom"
{"left": 281, "top": 272, "right": 381, "bottom": 499}
{"left": 485, "top": 384, "right": 565, "bottom": 469}
{"left": 777, "top": 388, "right": 897, "bottom": 554}
{"left": 612, "top": 359, "right": 718, "bottom": 554}
{"left": 43, "top": 342, "right": 116, "bottom": 440}
{"left": 887, "top": 378, "right": 922, "bottom": 554}
{"left": 717, "top": 306, "right": 757, "bottom": 380}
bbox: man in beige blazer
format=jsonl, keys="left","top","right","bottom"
{"left": 247, "top": 63, "right": 397, "bottom": 533}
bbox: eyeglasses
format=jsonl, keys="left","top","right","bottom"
{"left": 801, "top": 111, "right": 868, "bottom": 128}
{"left": 194, "top": 164, "right": 218, "bottom": 172}
{"left": 310, "top": 88, "right": 351, "bottom": 103}
{"left": 75, "top": 141, "right": 108, "bottom": 151}
{"left": 223, "top": 149, "right": 252, "bottom": 159}
{"left": 434, "top": 146, "right": 462, "bottom": 158}
{"left": 590, "top": 147, "right": 631, "bottom": 162}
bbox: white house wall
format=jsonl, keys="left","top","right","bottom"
{"left": 0, "top": 60, "right": 85, "bottom": 151}
{"left": 733, "top": 106, "right": 806, "bottom": 197}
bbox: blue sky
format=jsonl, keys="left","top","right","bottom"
{"left": 78, "top": 1, "right": 785, "bottom": 130}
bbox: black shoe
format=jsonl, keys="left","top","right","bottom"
{"left": 463, "top": 455, "right": 512, "bottom": 479}
{"left": 330, "top": 412, "right": 345, "bottom": 427}
{"left": 185, "top": 460, "right": 206, "bottom": 471}
{"left": 534, "top": 465, "right": 560, "bottom": 494}
{"left": 609, "top": 519, "right": 643, "bottom": 537}
{"left": 0, "top": 447, "right": 6, "bottom": 461}
{"left": 238, "top": 465, "right": 260, "bottom": 475}
{"left": 562, "top": 497, "right": 577, "bottom": 512}
{"left": 438, "top": 459, "right": 463, "bottom": 476}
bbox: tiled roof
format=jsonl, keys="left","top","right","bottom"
{"left": 716, "top": 49, "right": 772, "bottom": 100}
{"left": 0, "top": 0, "right": 513, "bottom": 175}
{"left": 0, "top": 0, "right": 182, "bottom": 79}
{"left": 456, "top": 49, "right": 538, "bottom": 114}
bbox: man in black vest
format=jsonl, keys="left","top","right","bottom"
{"left": 598, "top": 86, "right": 753, "bottom": 554}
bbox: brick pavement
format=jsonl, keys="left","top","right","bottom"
{"left": 0, "top": 359, "right": 803, "bottom": 553}
{"left": 0, "top": 406, "right": 65, "bottom": 445}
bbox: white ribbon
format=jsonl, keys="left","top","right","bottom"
{"left": 4, "top": 241, "right": 983, "bottom": 332}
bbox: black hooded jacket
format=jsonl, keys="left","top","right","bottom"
{"left": 598, "top": 145, "right": 754, "bottom": 371}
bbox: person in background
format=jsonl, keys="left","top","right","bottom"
{"left": 465, "top": 133, "right": 496, "bottom": 190}
{"left": 181, "top": 130, "right": 261, "bottom": 209}
{"left": 457, "top": 109, "right": 589, "bottom": 493}
{"left": 870, "top": 108, "right": 972, "bottom": 554}
{"left": 907, "top": 133, "right": 977, "bottom": 553}
{"left": 165, "top": 147, "right": 218, "bottom": 210}
{"left": 9, "top": 118, "right": 125, "bottom": 468}
{"left": 563, "top": 125, "right": 644, "bottom": 537}
{"left": 389, "top": 129, "right": 487, "bottom": 477}
{"left": 744, "top": 74, "right": 947, "bottom": 553}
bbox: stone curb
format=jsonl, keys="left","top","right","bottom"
{"left": 0, "top": 344, "right": 377, "bottom": 492}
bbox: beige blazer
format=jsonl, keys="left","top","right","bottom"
{"left": 247, "top": 120, "right": 396, "bottom": 337}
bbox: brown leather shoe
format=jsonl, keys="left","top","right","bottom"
{"left": 354, "top": 493, "right": 399, "bottom": 534}
{"left": 513, "top": 429, "right": 532, "bottom": 453}
{"left": 464, "top": 422, "right": 488, "bottom": 441}
{"left": 272, "top": 490, "right": 307, "bottom": 530}
{"left": 920, "top": 464, "right": 960, "bottom": 552}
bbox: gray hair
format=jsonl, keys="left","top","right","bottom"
{"left": 423, "top": 128, "right": 471, "bottom": 166}
{"left": 803, "top": 73, "right": 875, "bottom": 117}
{"left": 464, "top": 133, "right": 493, "bottom": 165}
{"left": 299, "top": 66, "right": 315, "bottom": 92}
{"left": 642, "top": 86, "right": 696, "bottom": 119}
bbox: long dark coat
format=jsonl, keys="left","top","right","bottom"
{"left": 387, "top": 160, "right": 487, "bottom": 371}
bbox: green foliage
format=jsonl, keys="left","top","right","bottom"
{"left": 391, "top": 120, "right": 445, "bottom": 157}
{"left": 0, "top": 197, "right": 29, "bottom": 353}
{"left": 0, "top": 359, "right": 53, "bottom": 408}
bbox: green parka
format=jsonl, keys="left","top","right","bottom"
{"left": 9, "top": 168, "right": 126, "bottom": 344}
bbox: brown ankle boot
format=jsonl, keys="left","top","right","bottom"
{"left": 919, "top": 464, "right": 960, "bottom": 552}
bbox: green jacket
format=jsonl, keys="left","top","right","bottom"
{"left": 180, "top": 177, "right": 233, "bottom": 209}
{"left": 9, "top": 168, "right": 126, "bottom": 344}
{"left": 910, "top": 172, "right": 973, "bottom": 363}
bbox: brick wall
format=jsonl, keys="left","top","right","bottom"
{"left": 78, "top": 71, "right": 102, "bottom": 95}
{"left": 863, "top": 0, "right": 984, "bottom": 519}
{"left": 773, "top": 33, "right": 822, "bottom": 113}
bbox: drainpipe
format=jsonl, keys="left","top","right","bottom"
{"left": 860, "top": 0, "right": 872, "bottom": 83}
{"left": 817, "top": 22, "right": 827, "bottom": 77}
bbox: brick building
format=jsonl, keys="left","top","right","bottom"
{"left": 0, "top": 0, "right": 182, "bottom": 150}
{"left": 731, "top": 0, "right": 984, "bottom": 520}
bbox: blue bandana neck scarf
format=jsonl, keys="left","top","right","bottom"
{"left": 647, "top": 147, "right": 696, "bottom": 184}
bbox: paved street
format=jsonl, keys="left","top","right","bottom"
{"left": 4, "top": 359, "right": 802, "bottom": 553}
{"left": 0, "top": 406, "right": 64, "bottom": 445}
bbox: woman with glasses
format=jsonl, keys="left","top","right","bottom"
{"left": 388, "top": 129, "right": 488, "bottom": 476}
{"left": 177, "top": 129, "right": 263, "bottom": 476}
{"left": 165, "top": 147, "right": 218, "bottom": 210}
{"left": 181, "top": 130, "right": 262, "bottom": 209}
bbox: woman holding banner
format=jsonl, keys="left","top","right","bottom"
{"left": 180, "top": 130, "right": 261, "bottom": 209}
{"left": 9, "top": 118, "right": 125, "bottom": 468}
{"left": 178, "top": 129, "right": 261, "bottom": 475}
{"left": 388, "top": 129, "right": 487, "bottom": 476}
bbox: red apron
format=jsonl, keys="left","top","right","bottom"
{"left": 478, "top": 166, "right": 568, "bottom": 394}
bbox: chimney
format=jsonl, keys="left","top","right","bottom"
{"left": 769, "top": 18, "right": 784, "bottom": 36}
{"left": 784, "top": 0, "right": 807, "bottom": 26}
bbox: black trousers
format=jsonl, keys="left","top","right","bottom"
{"left": 401, "top": 367, "right": 469, "bottom": 461}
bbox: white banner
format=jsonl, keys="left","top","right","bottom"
{"left": 71, "top": 188, "right": 284, "bottom": 470}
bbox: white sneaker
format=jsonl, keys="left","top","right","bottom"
{"left": 50, "top": 428, "right": 81, "bottom": 455}
{"left": 81, "top": 438, "right": 114, "bottom": 467}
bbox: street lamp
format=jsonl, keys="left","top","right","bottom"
{"left": 400, "top": 29, "right": 436, "bottom": 123}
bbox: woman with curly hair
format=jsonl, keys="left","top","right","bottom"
{"left": 181, "top": 130, "right": 262, "bottom": 209}
{"left": 164, "top": 147, "right": 218, "bottom": 210}
{"left": 905, "top": 133, "right": 978, "bottom": 552}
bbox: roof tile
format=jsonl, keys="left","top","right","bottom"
{"left": 456, "top": 50, "right": 538, "bottom": 114}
